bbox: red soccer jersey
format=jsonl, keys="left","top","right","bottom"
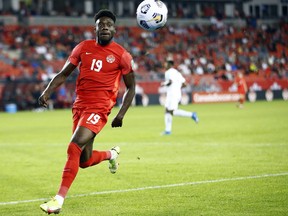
{"left": 235, "top": 76, "right": 247, "bottom": 94}
{"left": 69, "top": 40, "right": 133, "bottom": 111}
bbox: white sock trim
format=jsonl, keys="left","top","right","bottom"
{"left": 55, "top": 195, "right": 64, "bottom": 206}
{"left": 165, "top": 113, "right": 172, "bottom": 132}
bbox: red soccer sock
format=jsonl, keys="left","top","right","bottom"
{"left": 80, "top": 150, "right": 111, "bottom": 168}
{"left": 57, "top": 142, "right": 82, "bottom": 198}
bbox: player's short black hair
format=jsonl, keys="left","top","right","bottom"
{"left": 94, "top": 9, "right": 116, "bottom": 23}
{"left": 167, "top": 60, "right": 174, "bottom": 65}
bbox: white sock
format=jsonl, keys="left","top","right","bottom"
{"left": 165, "top": 113, "right": 172, "bottom": 132}
{"left": 173, "top": 109, "right": 192, "bottom": 118}
{"left": 55, "top": 195, "right": 64, "bottom": 206}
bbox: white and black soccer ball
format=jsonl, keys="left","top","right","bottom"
{"left": 136, "top": 0, "right": 168, "bottom": 31}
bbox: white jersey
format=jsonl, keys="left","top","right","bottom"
{"left": 164, "top": 67, "right": 186, "bottom": 110}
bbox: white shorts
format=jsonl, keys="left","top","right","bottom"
{"left": 165, "top": 94, "right": 181, "bottom": 111}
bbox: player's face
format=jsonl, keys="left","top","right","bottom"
{"left": 95, "top": 17, "right": 116, "bottom": 45}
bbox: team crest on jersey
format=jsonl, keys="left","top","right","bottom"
{"left": 106, "top": 55, "right": 115, "bottom": 63}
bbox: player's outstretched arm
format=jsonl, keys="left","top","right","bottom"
{"left": 111, "top": 72, "right": 135, "bottom": 128}
{"left": 38, "top": 61, "right": 76, "bottom": 108}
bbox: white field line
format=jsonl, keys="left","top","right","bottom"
{"left": 1, "top": 172, "right": 288, "bottom": 206}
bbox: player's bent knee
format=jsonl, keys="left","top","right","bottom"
{"left": 79, "top": 161, "right": 90, "bottom": 169}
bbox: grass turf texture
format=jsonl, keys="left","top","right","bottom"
{"left": 0, "top": 100, "right": 287, "bottom": 216}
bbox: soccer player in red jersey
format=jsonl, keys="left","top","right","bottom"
{"left": 38, "top": 9, "right": 135, "bottom": 214}
{"left": 235, "top": 71, "right": 248, "bottom": 108}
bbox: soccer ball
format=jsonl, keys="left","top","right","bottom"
{"left": 136, "top": 0, "right": 168, "bottom": 31}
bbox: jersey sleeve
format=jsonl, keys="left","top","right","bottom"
{"left": 180, "top": 74, "right": 186, "bottom": 83}
{"left": 165, "top": 70, "right": 171, "bottom": 81}
{"left": 120, "top": 51, "right": 134, "bottom": 75}
{"left": 68, "top": 42, "right": 84, "bottom": 66}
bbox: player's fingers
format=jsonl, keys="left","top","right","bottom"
{"left": 111, "top": 120, "right": 122, "bottom": 128}
{"left": 38, "top": 97, "right": 47, "bottom": 108}
{"left": 42, "top": 102, "right": 48, "bottom": 108}
{"left": 40, "top": 102, "right": 47, "bottom": 108}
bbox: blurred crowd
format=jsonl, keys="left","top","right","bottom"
{"left": 0, "top": 0, "right": 245, "bottom": 19}
{"left": 1, "top": 18, "right": 287, "bottom": 80}
{"left": 0, "top": 17, "right": 288, "bottom": 111}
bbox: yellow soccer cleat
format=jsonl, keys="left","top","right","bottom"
{"left": 40, "top": 197, "right": 62, "bottom": 214}
{"left": 109, "top": 146, "right": 120, "bottom": 174}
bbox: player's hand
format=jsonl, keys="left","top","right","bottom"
{"left": 111, "top": 116, "right": 123, "bottom": 128}
{"left": 38, "top": 92, "right": 49, "bottom": 108}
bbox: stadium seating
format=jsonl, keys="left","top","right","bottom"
{"left": 0, "top": 21, "right": 287, "bottom": 110}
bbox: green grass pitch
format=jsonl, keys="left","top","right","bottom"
{"left": 0, "top": 100, "right": 288, "bottom": 216}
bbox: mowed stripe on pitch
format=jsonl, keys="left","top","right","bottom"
{"left": 1, "top": 172, "right": 287, "bottom": 206}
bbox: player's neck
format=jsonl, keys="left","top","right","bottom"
{"left": 97, "top": 39, "right": 113, "bottom": 46}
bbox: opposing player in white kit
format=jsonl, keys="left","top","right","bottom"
{"left": 161, "top": 58, "right": 199, "bottom": 135}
